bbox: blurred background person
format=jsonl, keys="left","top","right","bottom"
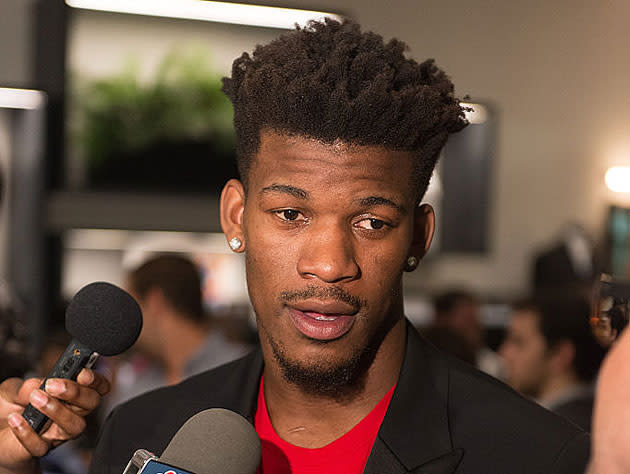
{"left": 431, "top": 289, "right": 504, "bottom": 378}
{"left": 419, "top": 325, "right": 477, "bottom": 366}
{"left": 0, "top": 169, "right": 30, "bottom": 383}
{"left": 532, "top": 223, "right": 599, "bottom": 295}
{"left": 0, "top": 287, "right": 30, "bottom": 382}
{"left": 104, "top": 254, "right": 250, "bottom": 414}
{"left": 591, "top": 302, "right": 629, "bottom": 349}
{"left": 500, "top": 295, "right": 606, "bottom": 431}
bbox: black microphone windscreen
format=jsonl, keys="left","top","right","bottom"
{"left": 65, "top": 282, "right": 142, "bottom": 356}
{"left": 160, "top": 409, "right": 261, "bottom": 474}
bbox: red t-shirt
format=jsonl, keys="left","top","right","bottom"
{"left": 255, "top": 378, "right": 396, "bottom": 474}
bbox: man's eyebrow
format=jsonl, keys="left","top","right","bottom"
{"left": 356, "top": 196, "right": 405, "bottom": 213}
{"left": 260, "top": 184, "right": 309, "bottom": 199}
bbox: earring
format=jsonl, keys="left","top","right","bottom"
{"left": 405, "top": 256, "right": 418, "bottom": 271}
{"left": 228, "top": 237, "right": 243, "bottom": 251}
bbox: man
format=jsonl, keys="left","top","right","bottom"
{"left": 432, "top": 289, "right": 503, "bottom": 378}
{"left": 105, "top": 254, "right": 249, "bottom": 411}
{"left": 591, "top": 304, "right": 629, "bottom": 349}
{"left": 89, "top": 19, "right": 588, "bottom": 474}
{"left": 588, "top": 326, "right": 630, "bottom": 474}
{"left": 500, "top": 295, "right": 605, "bottom": 431}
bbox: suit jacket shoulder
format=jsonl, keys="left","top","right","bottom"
{"left": 90, "top": 325, "right": 589, "bottom": 474}
{"left": 371, "top": 328, "right": 590, "bottom": 474}
{"left": 447, "top": 353, "right": 590, "bottom": 473}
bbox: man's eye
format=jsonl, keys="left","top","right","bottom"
{"left": 277, "top": 209, "right": 301, "bottom": 221}
{"left": 356, "top": 218, "right": 387, "bottom": 230}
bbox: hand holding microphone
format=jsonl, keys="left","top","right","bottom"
{"left": 0, "top": 282, "right": 142, "bottom": 474}
{"left": 0, "top": 369, "right": 109, "bottom": 474}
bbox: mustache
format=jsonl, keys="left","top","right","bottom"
{"left": 279, "top": 285, "right": 366, "bottom": 312}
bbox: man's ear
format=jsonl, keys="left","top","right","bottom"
{"left": 549, "top": 340, "right": 576, "bottom": 374}
{"left": 410, "top": 203, "right": 435, "bottom": 259}
{"left": 220, "top": 179, "right": 246, "bottom": 252}
{"left": 144, "top": 287, "right": 166, "bottom": 316}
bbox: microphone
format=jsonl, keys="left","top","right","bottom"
{"left": 22, "top": 282, "right": 143, "bottom": 432}
{"left": 123, "top": 409, "right": 261, "bottom": 474}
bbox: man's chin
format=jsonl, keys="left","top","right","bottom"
{"left": 278, "top": 353, "right": 363, "bottom": 397}
{"left": 269, "top": 337, "right": 371, "bottom": 398}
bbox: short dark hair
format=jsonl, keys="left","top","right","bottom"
{"left": 222, "top": 18, "right": 468, "bottom": 199}
{"left": 515, "top": 295, "right": 605, "bottom": 382}
{"left": 607, "top": 305, "right": 629, "bottom": 334}
{"left": 434, "top": 289, "right": 477, "bottom": 316}
{"left": 128, "top": 254, "right": 205, "bottom": 323}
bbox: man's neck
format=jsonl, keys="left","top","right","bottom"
{"left": 161, "top": 319, "right": 210, "bottom": 385}
{"left": 261, "top": 317, "right": 406, "bottom": 449}
{"left": 538, "top": 372, "right": 583, "bottom": 407}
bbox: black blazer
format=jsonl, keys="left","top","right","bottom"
{"left": 89, "top": 324, "right": 589, "bottom": 474}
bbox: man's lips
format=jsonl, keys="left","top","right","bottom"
{"left": 289, "top": 300, "right": 358, "bottom": 316}
{"left": 287, "top": 301, "right": 357, "bottom": 341}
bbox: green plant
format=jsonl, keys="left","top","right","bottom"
{"left": 75, "top": 49, "right": 235, "bottom": 172}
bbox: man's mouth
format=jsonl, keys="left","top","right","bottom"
{"left": 307, "top": 313, "right": 340, "bottom": 322}
{"left": 287, "top": 301, "right": 357, "bottom": 341}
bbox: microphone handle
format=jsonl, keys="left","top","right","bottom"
{"left": 122, "top": 450, "right": 195, "bottom": 474}
{"left": 22, "top": 338, "right": 99, "bottom": 433}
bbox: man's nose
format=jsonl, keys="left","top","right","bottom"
{"left": 297, "top": 221, "right": 360, "bottom": 284}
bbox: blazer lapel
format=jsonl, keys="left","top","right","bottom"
{"left": 363, "top": 322, "right": 463, "bottom": 474}
{"left": 230, "top": 347, "right": 264, "bottom": 424}
{"left": 230, "top": 348, "right": 265, "bottom": 423}
{"left": 364, "top": 438, "right": 463, "bottom": 474}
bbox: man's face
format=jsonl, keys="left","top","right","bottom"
{"left": 222, "top": 131, "right": 432, "bottom": 394}
{"left": 124, "top": 282, "right": 161, "bottom": 360}
{"left": 499, "top": 310, "right": 549, "bottom": 398}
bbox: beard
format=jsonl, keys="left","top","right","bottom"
{"left": 259, "top": 284, "right": 401, "bottom": 399}
{"left": 267, "top": 333, "right": 372, "bottom": 399}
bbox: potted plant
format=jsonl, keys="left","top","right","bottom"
{"left": 75, "top": 50, "right": 237, "bottom": 193}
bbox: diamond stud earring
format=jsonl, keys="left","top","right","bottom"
{"left": 405, "top": 256, "right": 418, "bottom": 271}
{"left": 228, "top": 237, "right": 243, "bottom": 251}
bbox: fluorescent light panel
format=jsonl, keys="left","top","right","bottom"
{"left": 0, "top": 87, "right": 46, "bottom": 110}
{"left": 65, "top": 0, "right": 342, "bottom": 29}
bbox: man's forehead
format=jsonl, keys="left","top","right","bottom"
{"left": 257, "top": 130, "right": 394, "bottom": 157}
{"left": 512, "top": 310, "right": 542, "bottom": 332}
{"left": 251, "top": 130, "right": 415, "bottom": 185}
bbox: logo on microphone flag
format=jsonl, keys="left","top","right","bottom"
{"left": 140, "top": 460, "right": 194, "bottom": 474}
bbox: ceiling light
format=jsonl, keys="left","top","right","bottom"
{"left": 65, "top": 0, "right": 342, "bottom": 30}
{"left": 605, "top": 167, "right": 630, "bottom": 193}
{"left": 461, "top": 102, "right": 488, "bottom": 125}
{"left": 0, "top": 87, "right": 46, "bottom": 110}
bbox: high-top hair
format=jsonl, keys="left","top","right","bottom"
{"left": 222, "top": 18, "right": 468, "bottom": 200}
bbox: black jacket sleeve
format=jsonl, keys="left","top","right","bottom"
{"left": 88, "top": 408, "right": 117, "bottom": 474}
{"left": 551, "top": 431, "right": 591, "bottom": 474}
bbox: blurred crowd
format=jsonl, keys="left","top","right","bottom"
{"left": 419, "top": 228, "right": 629, "bottom": 436}
{"left": 1, "top": 228, "right": 629, "bottom": 474}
